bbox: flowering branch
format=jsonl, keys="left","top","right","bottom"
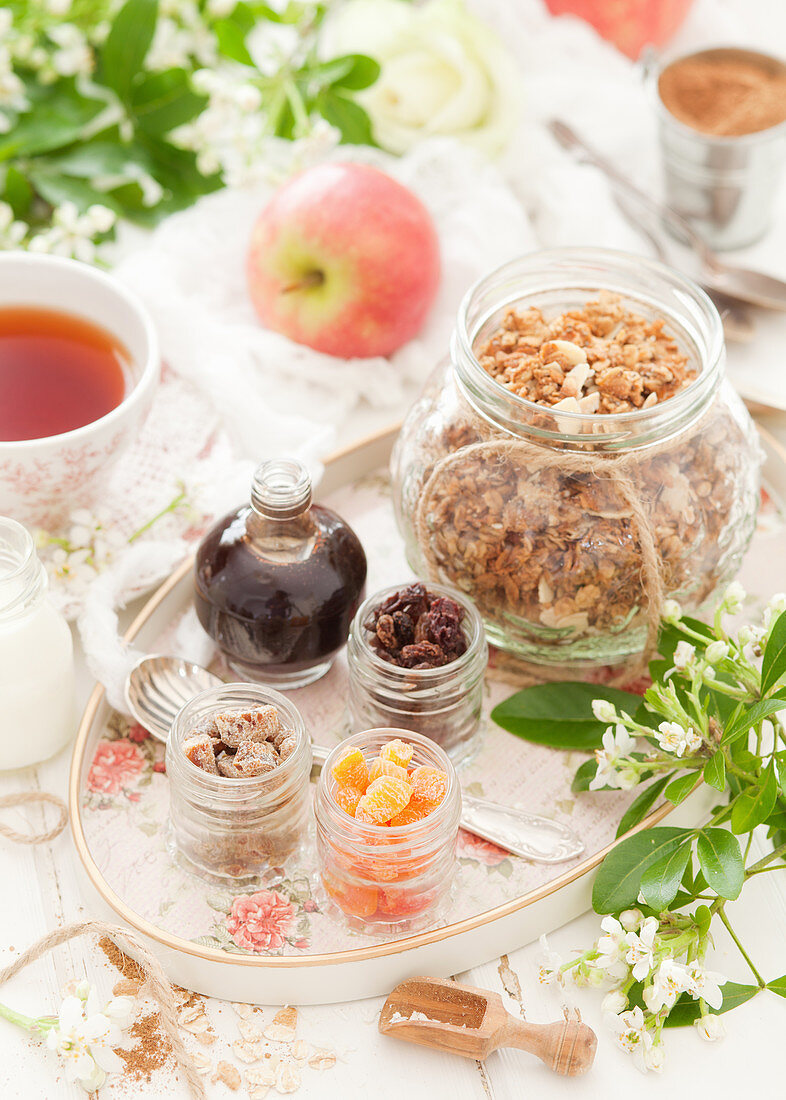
{"left": 499, "top": 583, "right": 786, "bottom": 1071}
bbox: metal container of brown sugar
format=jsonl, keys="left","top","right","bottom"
{"left": 655, "top": 46, "right": 786, "bottom": 250}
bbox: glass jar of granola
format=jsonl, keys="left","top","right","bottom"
{"left": 166, "top": 684, "right": 312, "bottom": 885}
{"left": 392, "top": 249, "right": 761, "bottom": 676}
{"left": 346, "top": 581, "right": 488, "bottom": 763}
{"left": 314, "top": 728, "right": 461, "bottom": 933}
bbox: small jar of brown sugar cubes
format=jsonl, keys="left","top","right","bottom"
{"left": 166, "top": 684, "right": 311, "bottom": 885}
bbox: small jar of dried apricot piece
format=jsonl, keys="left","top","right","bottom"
{"left": 314, "top": 728, "right": 461, "bottom": 932}
{"left": 166, "top": 683, "right": 312, "bottom": 885}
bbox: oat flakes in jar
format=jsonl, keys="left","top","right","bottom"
{"left": 391, "top": 249, "right": 761, "bottom": 676}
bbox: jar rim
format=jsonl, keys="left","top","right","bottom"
{"left": 167, "top": 682, "right": 310, "bottom": 791}
{"left": 452, "top": 247, "right": 725, "bottom": 445}
{"left": 317, "top": 727, "right": 459, "bottom": 840}
{"left": 349, "top": 580, "right": 486, "bottom": 681}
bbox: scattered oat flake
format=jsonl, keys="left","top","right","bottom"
{"left": 246, "top": 1066, "right": 275, "bottom": 1098}
{"left": 212, "top": 1060, "right": 241, "bottom": 1090}
{"left": 232, "top": 1038, "right": 264, "bottom": 1064}
{"left": 180, "top": 1006, "right": 210, "bottom": 1031}
{"left": 290, "top": 1039, "right": 308, "bottom": 1061}
{"left": 308, "top": 1049, "right": 336, "bottom": 1070}
{"left": 230, "top": 1002, "right": 254, "bottom": 1018}
{"left": 238, "top": 1017, "right": 265, "bottom": 1042}
{"left": 264, "top": 1006, "right": 297, "bottom": 1043}
{"left": 192, "top": 1051, "right": 212, "bottom": 1075}
{"left": 112, "top": 978, "right": 142, "bottom": 998}
{"left": 274, "top": 1061, "right": 301, "bottom": 1094}
{"left": 195, "top": 1029, "right": 216, "bottom": 1046}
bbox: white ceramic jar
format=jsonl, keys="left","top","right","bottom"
{"left": 0, "top": 518, "right": 75, "bottom": 768}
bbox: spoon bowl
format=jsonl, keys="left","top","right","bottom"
{"left": 124, "top": 654, "right": 223, "bottom": 742}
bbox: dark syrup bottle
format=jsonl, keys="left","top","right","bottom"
{"left": 194, "top": 459, "right": 367, "bottom": 688}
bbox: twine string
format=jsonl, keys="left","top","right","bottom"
{"left": 0, "top": 919, "right": 206, "bottom": 1100}
{"left": 0, "top": 792, "right": 68, "bottom": 845}
{"left": 414, "top": 437, "right": 667, "bottom": 686}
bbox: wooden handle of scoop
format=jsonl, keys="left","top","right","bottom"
{"left": 500, "top": 1016, "right": 597, "bottom": 1076}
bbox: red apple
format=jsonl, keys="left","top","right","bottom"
{"left": 544, "top": 0, "right": 695, "bottom": 59}
{"left": 247, "top": 162, "right": 440, "bottom": 359}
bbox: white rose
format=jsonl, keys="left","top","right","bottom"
{"left": 321, "top": 0, "right": 520, "bottom": 156}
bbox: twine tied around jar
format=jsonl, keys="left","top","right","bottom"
{"left": 414, "top": 438, "right": 667, "bottom": 687}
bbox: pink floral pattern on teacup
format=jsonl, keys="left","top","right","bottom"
{"left": 226, "top": 890, "right": 296, "bottom": 952}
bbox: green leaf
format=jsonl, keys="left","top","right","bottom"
{"left": 316, "top": 88, "right": 375, "bottom": 145}
{"left": 657, "top": 617, "right": 715, "bottom": 662}
{"left": 44, "top": 140, "right": 154, "bottom": 179}
{"left": 664, "top": 772, "right": 698, "bottom": 806}
{"left": 722, "top": 696, "right": 786, "bottom": 745}
{"left": 130, "top": 69, "right": 208, "bottom": 135}
{"left": 0, "top": 82, "right": 104, "bottom": 160}
{"left": 571, "top": 759, "right": 598, "bottom": 793}
{"left": 592, "top": 827, "right": 692, "bottom": 914}
{"left": 664, "top": 982, "right": 759, "bottom": 1027}
{"left": 762, "top": 610, "right": 786, "bottom": 696}
{"left": 775, "top": 751, "right": 786, "bottom": 795}
{"left": 491, "top": 682, "right": 643, "bottom": 751}
{"left": 214, "top": 17, "right": 255, "bottom": 66}
{"left": 731, "top": 760, "right": 778, "bottom": 834}
{"left": 767, "top": 976, "right": 786, "bottom": 998}
{"left": 1, "top": 164, "right": 32, "bottom": 216}
{"left": 100, "top": 0, "right": 158, "bottom": 100}
{"left": 696, "top": 828, "right": 744, "bottom": 899}
{"left": 27, "top": 170, "right": 123, "bottom": 214}
{"left": 328, "top": 53, "right": 380, "bottom": 90}
{"left": 615, "top": 775, "right": 671, "bottom": 838}
{"left": 639, "top": 840, "right": 692, "bottom": 912}
{"left": 703, "top": 751, "right": 726, "bottom": 792}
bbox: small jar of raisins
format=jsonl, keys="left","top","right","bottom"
{"left": 346, "top": 582, "right": 488, "bottom": 763}
{"left": 166, "top": 683, "right": 312, "bottom": 886}
{"left": 314, "top": 728, "right": 461, "bottom": 933}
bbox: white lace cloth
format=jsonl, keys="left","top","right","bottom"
{"left": 68, "top": 0, "right": 786, "bottom": 706}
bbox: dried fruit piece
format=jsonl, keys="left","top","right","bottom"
{"left": 278, "top": 735, "right": 298, "bottom": 760}
{"left": 323, "top": 872, "right": 379, "bottom": 917}
{"left": 380, "top": 739, "right": 414, "bottom": 767}
{"left": 410, "top": 766, "right": 448, "bottom": 808}
{"left": 355, "top": 775, "right": 412, "bottom": 825}
{"left": 367, "top": 757, "right": 409, "bottom": 785}
{"left": 388, "top": 803, "right": 430, "bottom": 827}
{"left": 183, "top": 734, "right": 219, "bottom": 775}
{"left": 233, "top": 740, "right": 279, "bottom": 777}
{"left": 331, "top": 746, "right": 369, "bottom": 791}
{"left": 334, "top": 784, "right": 364, "bottom": 816}
{"left": 216, "top": 751, "right": 241, "bottom": 778}
{"left": 214, "top": 706, "right": 282, "bottom": 748}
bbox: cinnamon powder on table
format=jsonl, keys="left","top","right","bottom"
{"left": 659, "top": 51, "right": 786, "bottom": 137}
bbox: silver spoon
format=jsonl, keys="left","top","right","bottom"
{"left": 125, "top": 654, "right": 585, "bottom": 864}
{"left": 550, "top": 118, "right": 786, "bottom": 312}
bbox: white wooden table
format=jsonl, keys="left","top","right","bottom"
{"left": 0, "top": 403, "right": 784, "bottom": 1100}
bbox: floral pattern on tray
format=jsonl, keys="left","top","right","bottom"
{"left": 78, "top": 463, "right": 786, "bottom": 957}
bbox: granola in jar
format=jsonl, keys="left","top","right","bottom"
{"left": 392, "top": 250, "right": 761, "bottom": 676}
{"left": 166, "top": 687, "right": 311, "bottom": 884}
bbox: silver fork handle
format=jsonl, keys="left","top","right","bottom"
{"left": 310, "top": 744, "right": 584, "bottom": 865}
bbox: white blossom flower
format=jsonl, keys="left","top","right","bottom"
{"left": 705, "top": 640, "right": 729, "bottom": 664}
{"left": 592, "top": 699, "right": 617, "bottom": 723}
{"left": 624, "top": 916, "right": 658, "bottom": 981}
{"left": 537, "top": 933, "right": 564, "bottom": 985}
{"left": 48, "top": 24, "right": 93, "bottom": 77}
{"left": 46, "top": 0, "right": 73, "bottom": 13}
{"left": 738, "top": 623, "right": 765, "bottom": 653}
{"left": 673, "top": 641, "right": 696, "bottom": 670}
{"left": 590, "top": 724, "right": 636, "bottom": 791}
{"left": 687, "top": 962, "right": 726, "bottom": 1010}
{"left": 593, "top": 916, "right": 629, "bottom": 982}
{"left": 644, "top": 1041, "right": 665, "bottom": 1072}
{"left": 609, "top": 1007, "right": 654, "bottom": 1073}
{"left": 28, "top": 202, "right": 115, "bottom": 263}
{"left": 619, "top": 909, "right": 642, "bottom": 932}
{"left": 601, "top": 990, "right": 627, "bottom": 1016}
{"left": 207, "top": 0, "right": 237, "bottom": 13}
{"left": 721, "top": 581, "right": 746, "bottom": 615}
{"left": 763, "top": 592, "right": 786, "bottom": 630}
{"left": 655, "top": 721, "right": 703, "bottom": 758}
{"left": 642, "top": 958, "right": 693, "bottom": 1013}
{"left": 46, "top": 986, "right": 132, "bottom": 1092}
{"left": 695, "top": 1013, "right": 725, "bottom": 1041}
{"left": 662, "top": 599, "right": 682, "bottom": 624}
{"left": 0, "top": 200, "right": 27, "bottom": 249}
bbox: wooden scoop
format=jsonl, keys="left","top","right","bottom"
{"left": 379, "top": 976, "right": 597, "bottom": 1076}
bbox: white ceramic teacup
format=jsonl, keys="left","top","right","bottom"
{"left": 0, "top": 253, "right": 160, "bottom": 527}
